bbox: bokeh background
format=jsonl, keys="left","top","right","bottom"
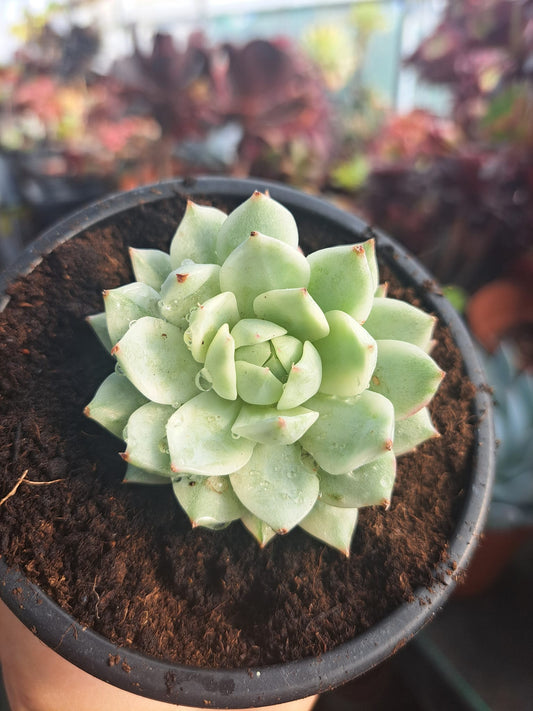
{"left": 1, "top": 2, "right": 532, "bottom": 709}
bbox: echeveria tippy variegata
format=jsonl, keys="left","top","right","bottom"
{"left": 85, "top": 191, "right": 444, "bottom": 554}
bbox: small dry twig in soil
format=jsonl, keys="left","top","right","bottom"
{"left": 0, "top": 470, "right": 65, "bottom": 507}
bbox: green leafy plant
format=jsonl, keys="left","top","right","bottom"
{"left": 85, "top": 191, "right": 444, "bottom": 553}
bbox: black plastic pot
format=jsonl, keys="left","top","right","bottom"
{"left": 0, "top": 177, "right": 495, "bottom": 709}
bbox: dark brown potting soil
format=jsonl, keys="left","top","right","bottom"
{"left": 0, "top": 192, "right": 477, "bottom": 669}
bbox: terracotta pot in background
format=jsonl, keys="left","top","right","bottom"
{"left": 454, "top": 526, "right": 533, "bottom": 598}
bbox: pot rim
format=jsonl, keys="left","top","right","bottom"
{"left": 0, "top": 176, "right": 495, "bottom": 708}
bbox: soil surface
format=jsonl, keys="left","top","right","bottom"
{"left": 0, "top": 192, "right": 477, "bottom": 669}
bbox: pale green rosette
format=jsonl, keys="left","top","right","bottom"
{"left": 85, "top": 190, "right": 444, "bottom": 554}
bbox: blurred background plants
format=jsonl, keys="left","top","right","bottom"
{"left": 360, "top": 0, "right": 533, "bottom": 306}
{"left": 0, "top": 0, "right": 406, "bottom": 260}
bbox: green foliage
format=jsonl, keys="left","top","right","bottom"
{"left": 86, "top": 191, "right": 443, "bottom": 554}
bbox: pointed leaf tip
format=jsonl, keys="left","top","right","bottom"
{"left": 299, "top": 498, "right": 358, "bottom": 553}
{"left": 363, "top": 298, "right": 437, "bottom": 351}
{"left": 230, "top": 443, "right": 319, "bottom": 533}
{"left": 318, "top": 451, "right": 396, "bottom": 510}
{"left": 301, "top": 391, "right": 394, "bottom": 474}
{"left": 170, "top": 200, "right": 226, "bottom": 267}
{"left": 307, "top": 244, "right": 374, "bottom": 323}
{"left": 369, "top": 340, "right": 444, "bottom": 420}
{"left": 393, "top": 406, "right": 439, "bottom": 455}
{"left": 85, "top": 372, "right": 149, "bottom": 439}
{"left": 104, "top": 281, "right": 161, "bottom": 343}
{"left": 129, "top": 248, "right": 172, "bottom": 291}
{"left": 231, "top": 404, "right": 318, "bottom": 445}
{"left": 216, "top": 191, "right": 299, "bottom": 262}
{"left": 173, "top": 475, "right": 244, "bottom": 530}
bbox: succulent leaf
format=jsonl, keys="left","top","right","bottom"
{"left": 166, "top": 390, "right": 254, "bottom": 476}
{"left": 216, "top": 190, "right": 299, "bottom": 263}
{"left": 361, "top": 238, "right": 378, "bottom": 292}
{"left": 123, "top": 402, "right": 174, "bottom": 476}
{"left": 300, "top": 391, "right": 395, "bottom": 474}
{"left": 84, "top": 372, "right": 148, "bottom": 439}
{"left": 299, "top": 499, "right": 358, "bottom": 556}
{"left": 86, "top": 312, "right": 113, "bottom": 352}
{"left": 123, "top": 463, "right": 170, "bottom": 485}
{"left": 220, "top": 232, "right": 310, "bottom": 318}
{"left": 271, "top": 335, "right": 304, "bottom": 371}
{"left": 113, "top": 316, "right": 199, "bottom": 405}
{"left": 363, "top": 297, "right": 436, "bottom": 351}
{"left": 230, "top": 443, "right": 319, "bottom": 533}
{"left": 129, "top": 248, "right": 172, "bottom": 291}
{"left": 104, "top": 282, "right": 160, "bottom": 344}
{"left": 235, "top": 361, "right": 284, "bottom": 405}
{"left": 369, "top": 340, "right": 445, "bottom": 420}
{"left": 374, "top": 282, "right": 389, "bottom": 298}
{"left": 264, "top": 353, "right": 287, "bottom": 381}
{"left": 241, "top": 511, "right": 277, "bottom": 547}
{"left": 314, "top": 310, "right": 377, "bottom": 397}
{"left": 476, "top": 344, "right": 533, "bottom": 528}
{"left": 159, "top": 263, "right": 221, "bottom": 327}
{"left": 232, "top": 404, "right": 319, "bottom": 445}
{"left": 231, "top": 318, "right": 287, "bottom": 348}
{"left": 253, "top": 288, "right": 329, "bottom": 341}
{"left": 307, "top": 244, "right": 374, "bottom": 323}
{"left": 184, "top": 291, "right": 240, "bottom": 363}
{"left": 393, "top": 407, "right": 439, "bottom": 456}
{"left": 277, "top": 341, "right": 322, "bottom": 409}
{"left": 204, "top": 323, "right": 237, "bottom": 400}
{"left": 318, "top": 451, "right": 396, "bottom": 508}
{"left": 235, "top": 342, "right": 271, "bottom": 367}
{"left": 170, "top": 201, "right": 226, "bottom": 268}
{"left": 172, "top": 475, "right": 245, "bottom": 529}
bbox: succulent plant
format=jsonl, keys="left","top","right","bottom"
{"left": 479, "top": 344, "right": 533, "bottom": 529}
{"left": 85, "top": 191, "right": 444, "bottom": 554}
